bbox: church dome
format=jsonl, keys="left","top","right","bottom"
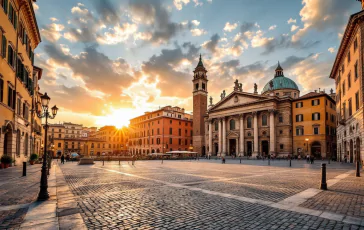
{"left": 261, "top": 62, "right": 299, "bottom": 94}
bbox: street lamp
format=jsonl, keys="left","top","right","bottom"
{"left": 35, "top": 92, "right": 58, "bottom": 201}
{"left": 305, "top": 138, "right": 309, "bottom": 153}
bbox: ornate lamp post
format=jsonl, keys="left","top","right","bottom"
{"left": 35, "top": 92, "right": 58, "bottom": 201}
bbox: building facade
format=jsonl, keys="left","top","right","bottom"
{"left": 95, "top": 126, "right": 128, "bottom": 155}
{"left": 129, "top": 106, "right": 193, "bottom": 155}
{"left": 292, "top": 91, "right": 337, "bottom": 159}
{"left": 202, "top": 60, "right": 299, "bottom": 158}
{"left": 0, "top": 0, "right": 41, "bottom": 164}
{"left": 330, "top": 1, "right": 364, "bottom": 164}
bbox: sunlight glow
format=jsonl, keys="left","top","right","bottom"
{"left": 95, "top": 107, "right": 144, "bottom": 128}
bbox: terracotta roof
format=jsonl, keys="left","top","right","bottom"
{"left": 294, "top": 91, "right": 335, "bottom": 104}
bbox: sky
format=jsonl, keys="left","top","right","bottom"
{"left": 32, "top": 0, "right": 360, "bottom": 128}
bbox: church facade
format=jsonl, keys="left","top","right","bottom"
{"left": 193, "top": 57, "right": 302, "bottom": 157}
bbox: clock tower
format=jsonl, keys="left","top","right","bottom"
{"left": 192, "top": 54, "right": 208, "bottom": 156}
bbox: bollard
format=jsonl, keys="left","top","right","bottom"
{"left": 356, "top": 161, "right": 360, "bottom": 177}
{"left": 289, "top": 159, "right": 291, "bottom": 167}
{"left": 320, "top": 163, "right": 327, "bottom": 190}
{"left": 161, "top": 158, "right": 163, "bottom": 164}
{"left": 22, "top": 162, "right": 26, "bottom": 177}
{"left": 268, "top": 158, "right": 270, "bottom": 166}
{"left": 103, "top": 159, "right": 104, "bottom": 166}
{"left": 240, "top": 158, "right": 241, "bottom": 164}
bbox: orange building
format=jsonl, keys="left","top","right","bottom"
{"left": 292, "top": 91, "right": 337, "bottom": 159}
{"left": 0, "top": 0, "right": 42, "bottom": 164}
{"left": 95, "top": 126, "right": 128, "bottom": 155}
{"left": 330, "top": 1, "right": 364, "bottom": 164}
{"left": 129, "top": 106, "right": 193, "bottom": 155}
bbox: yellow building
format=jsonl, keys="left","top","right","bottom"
{"left": 96, "top": 126, "right": 128, "bottom": 155}
{"left": 292, "top": 91, "right": 337, "bottom": 159}
{"left": 0, "top": 0, "right": 41, "bottom": 164}
{"left": 330, "top": 1, "right": 363, "bottom": 163}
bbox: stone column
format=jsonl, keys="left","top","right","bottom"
{"left": 239, "top": 114, "right": 244, "bottom": 156}
{"left": 269, "top": 110, "right": 276, "bottom": 155}
{"left": 222, "top": 117, "right": 227, "bottom": 156}
{"left": 218, "top": 118, "right": 222, "bottom": 155}
{"left": 208, "top": 120, "right": 213, "bottom": 155}
{"left": 253, "top": 112, "right": 259, "bottom": 157}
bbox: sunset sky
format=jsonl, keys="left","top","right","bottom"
{"left": 33, "top": 0, "right": 359, "bottom": 128}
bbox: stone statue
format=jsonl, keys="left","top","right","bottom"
{"left": 239, "top": 83, "right": 243, "bottom": 92}
{"left": 254, "top": 83, "right": 258, "bottom": 93}
{"left": 330, "top": 88, "right": 333, "bottom": 94}
{"left": 209, "top": 96, "right": 213, "bottom": 106}
{"left": 220, "top": 90, "right": 226, "bottom": 99}
{"left": 234, "top": 79, "right": 239, "bottom": 91}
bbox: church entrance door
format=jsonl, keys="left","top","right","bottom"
{"left": 247, "top": 141, "right": 252, "bottom": 156}
{"left": 262, "top": 141, "right": 269, "bottom": 156}
{"left": 229, "top": 139, "right": 236, "bottom": 156}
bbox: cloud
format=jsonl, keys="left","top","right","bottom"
{"left": 43, "top": 43, "right": 134, "bottom": 96}
{"left": 287, "top": 18, "right": 296, "bottom": 24}
{"left": 251, "top": 30, "right": 273, "bottom": 48}
{"left": 40, "top": 23, "right": 65, "bottom": 42}
{"left": 291, "top": 25, "right": 299, "bottom": 32}
{"left": 141, "top": 42, "right": 200, "bottom": 98}
{"left": 50, "top": 17, "right": 58, "bottom": 22}
{"left": 268, "top": 25, "right": 277, "bottom": 31}
{"left": 328, "top": 47, "right": 336, "bottom": 53}
{"left": 191, "top": 20, "right": 200, "bottom": 26}
{"left": 202, "top": 33, "right": 220, "bottom": 53}
{"left": 174, "top": 0, "right": 190, "bottom": 10}
{"left": 292, "top": 0, "right": 356, "bottom": 42}
{"left": 97, "top": 23, "right": 138, "bottom": 44}
{"left": 90, "top": 0, "right": 121, "bottom": 25}
{"left": 129, "top": 0, "right": 186, "bottom": 44}
{"left": 33, "top": 2, "right": 39, "bottom": 11}
{"left": 190, "top": 28, "right": 207, "bottom": 36}
{"left": 224, "top": 22, "right": 238, "bottom": 32}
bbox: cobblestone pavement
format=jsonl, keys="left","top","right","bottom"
{"left": 57, "top": 160, "right": 364, "bottom": 229}
{"left": 0, "top": 164, "right": 42, "bottom": 229}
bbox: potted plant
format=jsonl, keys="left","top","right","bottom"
{"left": 1, "top": 155, "right": 12, "bottom": 168}
{"left": 29, "top": 153, "right": 38, "bottom": 165}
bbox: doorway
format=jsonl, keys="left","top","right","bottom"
{"left": 350, "top": 140, "right": 354, "bottom": 163}
{"left": 229, "top": 139, "right": 237, "bottom": 156}
{"left": 311, "top": 141, "right": 321, "bottom": 159}
{"left": 247, "top": 141, "right": 252, "bottom": 156}
{"left": 261, "top": 140, "right": 269, "bottom": 156}
{"left": 3, "top": 126, "right": 13, "bottom": 156}
{"left": 214, "top": 143, "right": 218, "bottom": 155}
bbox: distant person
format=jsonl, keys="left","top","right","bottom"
{"left": 61, "top": 155, "right": 65, "bottom": 164}
{"left": 132, "top": 155, "right": 136, "bottom": 166}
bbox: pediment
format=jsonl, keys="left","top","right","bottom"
{"left": 226, "top": 131, "right": 239, "bottom": 138}
{"left": 209, "top": 92, "right": 268, "bottom": 111}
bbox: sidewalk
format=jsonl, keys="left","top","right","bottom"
{"left": 0, "top": 161, "right": 87, "bottom": 229}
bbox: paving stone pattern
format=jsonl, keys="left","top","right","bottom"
{"left": 58, "top": 160, "right": 364, "bottom": 229}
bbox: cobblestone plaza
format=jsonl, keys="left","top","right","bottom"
{"left": 1, "top": 160, "right": 362, "bottom": 229}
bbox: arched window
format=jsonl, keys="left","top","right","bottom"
{"left": 215, "top": 122, "right": 218, "bottom": 131}
{"left": 230, "top": 119, "right": 236, "bottom": 130}
{"left": 262, "top": 114, "right": 268, "bottom": 126}
{"left": 247, "top": 117, "right": 252, "bottom": 128}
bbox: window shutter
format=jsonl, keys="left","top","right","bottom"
{"left": 12, "top": 88, "right": 15, "bottom": 109}
{"left": 296, "top": 103, "right": 298, "bottom": 108}
{"left": 13, "top": 13, "right": 17, "bottom": 29}
{"left": 311, "top": 100, "right": 314, "bottom": 106}
{"left": 302, "top": 128, "right": 304, "bottom": 135}
{"left": 1, "top": 35, "right": 6, "bottom": 58}
{"left": 317, "top": 99, "right": 320, "bottom": 105}
{"left": 318, "top": 113, "right": 320, "bottom": 120}
{"left": 312, "top": 114, "right": 314, "bottom": 120}
{"left": 3, "top": 0, "right": 8, "bottom": 14}
{"left": 8, "top": 3, "right": 12, "bottom": 21}
{"left": 296, "top": 115, "right": 298, "bottom": 122}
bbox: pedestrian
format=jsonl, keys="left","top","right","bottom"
{"left": 132, "top": 155, "right": 135, "bottom": 166}
{"left": 61, "top": 155, "right": 65, "bottom": 164}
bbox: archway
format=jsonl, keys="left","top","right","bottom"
{"left": 350, "top": 140, "right": 354, "bottom": 163}
{"left": 3, "top": 124, "right": 13, "bottom": 156}
{"left": 151, "top": 149, "right": 155, "bottom": 153}
{"left": 311, "top": 141, "right": 321, "bottom": 159}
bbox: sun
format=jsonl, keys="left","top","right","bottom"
{"left": 96, "top": 108, "right": 142, "bottom": 128}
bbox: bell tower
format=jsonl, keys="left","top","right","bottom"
{"left": 192, "top": 54, "right": 208, "bottom": 156}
